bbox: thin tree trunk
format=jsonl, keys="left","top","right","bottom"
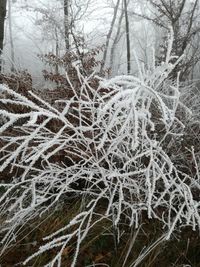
{"left": 0, "top": 0, "right": 7, "bottom": 73}
{"left": 124, "top": 0, "right": 131, "bottom": 74}
{"left": 110, "top": 2, "right": 124, "bottom": 76}
{"left": 64, "top": 0, "right": 70, "bottom": 51}
{"left": 8, "top": 0, "right": 15, "bottom": 72}
{"left": 100, "top": 0, "right": 121, "bottom": 73}
{"left": 55, "top": 27, "right": 59, "bottom": 75}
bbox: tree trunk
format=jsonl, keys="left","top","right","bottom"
{"left": 64, "top": 0, "right": 70, "bottom": 51}
{"left": 55, "top": 27, "right": 59, "bottom": 75}
{"left": 8, "top": 0, "right": 15, "bottom": 72}
{"left": 124, "top": 0, "right": 131, "bottom": 74}
{"left": 110, "top": 2, "right": 124, "bottom": 76}
{"left": 0, "top": 0, "right": 7, "bottom": 73}
{"left": 100, "top": 0, "right": 121, "bottom": 73}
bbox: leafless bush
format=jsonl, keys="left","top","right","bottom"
{"left": 0, "top": 31, "right": 200, "bottom": 267}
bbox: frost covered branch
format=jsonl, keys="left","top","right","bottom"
{"left": 0, "top": 35, "right": 200, "bottom": 266}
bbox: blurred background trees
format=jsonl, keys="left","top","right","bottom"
{"left": 0, "top": 0, "right": 200, "bottom": 82}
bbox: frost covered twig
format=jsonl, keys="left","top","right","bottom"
{"left": 0, "top": 34, "right": 200, "bottom": 266}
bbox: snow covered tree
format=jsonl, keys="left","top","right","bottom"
{"left": 148, "top": 0, "right": 200, "bottom": 80}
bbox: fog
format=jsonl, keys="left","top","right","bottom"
{"left": 2, "top": 0, "right": 158, "bottom": 86}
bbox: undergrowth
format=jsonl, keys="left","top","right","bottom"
{"left": 0, "top": 30, "right": 200, "bottom": 267}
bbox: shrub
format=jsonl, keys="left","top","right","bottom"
{"left": 0, "top": 31, "right": 199, "bottom": 267}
